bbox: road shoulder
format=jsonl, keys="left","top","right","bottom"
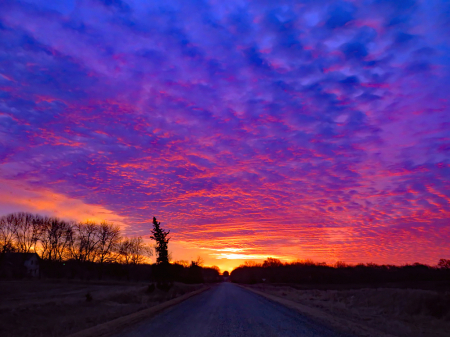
{"left": 239, "top": 284, "right": 397, "bottom": 337}
{"left": 66, "top": 286, "right": 210, "bottom": 337}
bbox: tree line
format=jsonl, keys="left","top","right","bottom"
{"left": 230, "top": 258, "right": 450, "bottom": 286}
{"left": 0, "top": 212, "right": 222, "bottom": 283}
{"left": 0, "top": 212, "right": 152, "bottom": 265}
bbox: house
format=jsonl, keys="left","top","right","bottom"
{"left": 0, "top": 252, "right": 40, "bottom": 278}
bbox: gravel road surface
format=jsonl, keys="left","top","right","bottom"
{"left": 114, "top": 283, "right": 353, "bottom": 337}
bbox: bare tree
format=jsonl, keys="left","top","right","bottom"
{"left": 193, "top": 256, "right": 204, "bottom": 267}
{"left": 118, "top": 236, "right": 152, "bottom": 265}
{"left": 96, "top": 222, "right": 121, "bottom": 264}
{"left": 174, "top": 260, "right": 190, "bottom": 268}
{"left": 263, "top": 258, "right": 283, "bottom": 268}
{"left": 0, "top": 215, "right": 16, "bottom": 253}
{"left": 438, "top": 259, "right": 450, "bottom": 269}
{"left": 69, "top": 221, "right": 101, "bottom": 263}
{"left": 39, "top": 217, "right": 73, "bottom": 261}
{"left": 129, "top": 237, "right": 152, "bottom": 264}
{"left": 9, "top": 212, "right": 40, "bottom": 253}
{"left": 117, "top": 237, "right": 134, "bottom": 265}
{"left": 1, "top": 212, "right": 155, "bottom": 272}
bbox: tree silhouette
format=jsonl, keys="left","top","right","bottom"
{"left": 150, "top": 217, "right": 170, "bottom": 264}
{"left": 438, "top": 259, "right": 450, "bottom": 269}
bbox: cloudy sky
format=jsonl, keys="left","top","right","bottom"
{"left": 0, "top": 0, "right": 449, "bottom": 270}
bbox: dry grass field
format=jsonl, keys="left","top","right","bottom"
{"left": 0, "top": 280, "right": 203, "bottom": 337}
{"left": 248, "top": 284, "right": 450, "bottom": 337}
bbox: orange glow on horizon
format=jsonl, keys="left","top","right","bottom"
{"left": 1, "top": 177, "right": 448, "bottom": 270}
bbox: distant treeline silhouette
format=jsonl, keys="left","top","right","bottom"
{"left": 230, "top": 258, "right": 450, "bottom": 286}
{"left": 0, "top": 212, "right": 220, "bottom": 283}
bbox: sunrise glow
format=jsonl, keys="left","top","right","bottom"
{"left": 0, "top": 0, "right": 449, "bottom": 271}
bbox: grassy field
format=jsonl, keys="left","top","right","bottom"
{"left": 248, "top": 283, "right": 450, "bottom": 337}
{"left": 0, "top": 280, "right": 203, "bottom": 337}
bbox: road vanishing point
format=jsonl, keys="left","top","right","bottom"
{"left": 114, "top": 283, "right": 353, "bottom": 337}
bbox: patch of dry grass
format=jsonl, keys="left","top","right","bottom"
{"left": 249, "top": 284, "right": 450, "bottom": 337}
{"left": 0, "top": 280, "right": 203, "bottom": 337}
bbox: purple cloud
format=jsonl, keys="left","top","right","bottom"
{"left": 0, "top": 0, "right": 449, "bottom": 267}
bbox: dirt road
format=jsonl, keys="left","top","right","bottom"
{"left": 114, "top": 283, "right": 353, "bottom": 337}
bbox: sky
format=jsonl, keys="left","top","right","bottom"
{"left": 0, "top": 0, "right": 449, "bottom": 271}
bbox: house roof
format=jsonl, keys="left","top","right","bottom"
{"left": 1, "top": 252, "right": 40, "bottom": 265}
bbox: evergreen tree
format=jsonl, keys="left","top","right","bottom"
{"left": 150, "top": 217, "right": 170, "bottom": 264}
